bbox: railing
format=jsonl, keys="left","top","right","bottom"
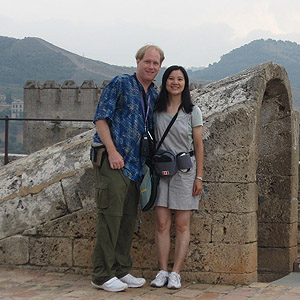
{"left": 0, "top": 116, "right": 93, "bottom": 165}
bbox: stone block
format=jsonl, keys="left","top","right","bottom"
{"left": 204, "top": 106, "right": 257, "bottom": 153}
{"left": 258, "top": 222, "right": 298, "bottom": 247}
{"left": 204, "top": 145, "right": 257, "bottom": 182}
{"left": 61, "top": 167, "right": 95, "bottom": 212}
{"left": 198, "top": 182, "right": 258, "bottom": 213}
{"left": 25, "top": 209, "right": 97, "bottom": 238}
{"left": 257, "top": 151, "right": 293, "bottom": 178}
{"left": 0, "top": 182, "right": 67, "bottom": 239}
{"left": 258, "top": 116, "right": 292, "bottom": 158}
{"left": 212, "top": 212, "right": 257, "bottom": 244}
{"left": 29, "top": 237, "right": 72, "bottom": 267}
{"left": 0, "top": 235, "right": 29, "bottom": 265}
{"left": 257, "top": 174, "right": 298, "bottom": 203}
{"left": 186, "top": 242, "right": 257, "bottom": 274}
{"left": 20, "top": 133, "right": 92, "bottom": 190}
{"left": 73, "top": 238, "right": 94, "bottom": 267}
{"left": 131, "top": 240, "right": 159, "bottom": 269}
{"left": 258, "top": 197, "right": 298, "bottom": 223}
{"left": 258, "top": 271, "right": 289, "bottom": 282}
{"left": 190, "top": 211, "right": 212, "bottom": 243}
{"left": 258, "top": 246, "right": 298, "bottom": 273}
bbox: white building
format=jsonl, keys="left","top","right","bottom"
{"left": 11, "top": 99, "right": 24, "bottom": 118}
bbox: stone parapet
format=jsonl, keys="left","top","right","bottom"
{"left": 0, "top": 62, "right": 298, "bottom": 284}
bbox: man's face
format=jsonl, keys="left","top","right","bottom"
{"left": 136, "top": 48, "right": 161, "bottom": 85}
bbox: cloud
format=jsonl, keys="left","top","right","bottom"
{"left": 2, "top": 0, "right": 300, "bottom": 68}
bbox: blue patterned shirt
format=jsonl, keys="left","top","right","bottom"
{"left": 93, "top": 73, "right": 158, "bottom": 182}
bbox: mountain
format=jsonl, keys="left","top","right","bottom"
{"left": 1, "top": 36, "right": 300, "bottom": 110}
{"left": 188, "top": 39, "right": 300, "bottom": 109}
{"left": 0, "top": 36, "right": 138, "bottom": 99}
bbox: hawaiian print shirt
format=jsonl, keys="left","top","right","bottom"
{"left": 93, "top": 73, "right": 158, "bottom": 182}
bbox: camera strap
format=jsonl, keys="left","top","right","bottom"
{"left": 139, "top": 91, "right": 150, "bottom": 131}
{"left": 155, "top": 104, "right": 182, "bottom": 153}
{"left": 134, "top": 73, "right": 151, "bottom": 132}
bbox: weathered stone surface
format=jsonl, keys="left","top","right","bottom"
{"left": 190, "top": 211, "right": 212, "bottom": 243}
{"left": 258, "top": 246, "right": 298, "bottom": 273}
{"left": 73, "top": 238, "right": 94, "bottom": 267}
{"left": 0, "top": 130, "right": 93, "bottom": 239}
{"left": 258, "top": 222, "right": 298, "bottom": 247}
{"left": 258, "top": 197, "right": 298, "bottom": 223}
{"left": 257, "top": 175, "right": 298, "bottom": 204}
{"left": 186, "top": 242, "right": 257, "bottom": 273}
{"left": 211, "top": 212, "right": 257, "bottom": 243}
{"left": 61, "top": 167, "right": 95, "bottom": 212}
{"left": 24, "top": 209, "right": 96, "bottom": 238}
{"left": 131, "top": 240, "right": 159, "bottom": 269}
{"left": 0, "top": 182, "right": 67, "bottom": 239}
{"left": 199, "top": 182, "right": 258, "bottom": 213}
{"left": 0, "top": 235, "right": 29, "bottom": 265}
{"left": 29, "top": 237, "right": 72, "bottom": 267}
{"left": 204, "top": 144, "right": 257, "bottom": 183}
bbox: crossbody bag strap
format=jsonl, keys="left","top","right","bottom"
{"left": 155, "top": 105, "right": 182, "bottom": 153}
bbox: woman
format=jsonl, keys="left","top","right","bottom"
{"left": 151, "top": 65, "right": 204, "bottom": 289}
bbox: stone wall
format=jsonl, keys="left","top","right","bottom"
{"left": 0, "top": 62, "right": 298, "bottom": 285}
{"left": 23, "top": 80, "right": 108, "bottom": 154}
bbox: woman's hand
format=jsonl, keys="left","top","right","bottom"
{"left": 192, "top": 178, "right": 203, "bottom": 196}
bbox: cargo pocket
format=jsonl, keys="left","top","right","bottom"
{"left": 95, "top": 182, "right": 109, "bottom": 211}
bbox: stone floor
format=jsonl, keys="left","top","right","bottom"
{"left": 0, "top": 267, "right": 300, "bottom": 300}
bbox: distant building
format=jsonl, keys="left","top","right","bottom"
{"left": 11, "top": 99, "right": 24, "bottom": 118}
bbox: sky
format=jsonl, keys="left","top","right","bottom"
{"left": 1, "top": 0, "right": 300, "bottom": 68}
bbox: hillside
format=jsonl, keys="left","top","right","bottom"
{"left": 0, "top": 36, "right": 136, "bottom": 99}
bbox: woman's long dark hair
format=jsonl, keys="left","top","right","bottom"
{"left": 155, "top": 65, "right": 194, "bottom": 113}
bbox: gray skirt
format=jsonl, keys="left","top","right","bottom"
{"left": 154, "top": 156, "right": 200, "bottom": 210}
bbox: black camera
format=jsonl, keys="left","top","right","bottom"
{"left": 140, "top": 131, "right": 154, "bottom": 157}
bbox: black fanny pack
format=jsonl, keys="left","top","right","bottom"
{"left": 153, "top": 150, "right": 177, "bottom": 176}
{"left": 153, "top": 150, "right": 193, "bottom": 176}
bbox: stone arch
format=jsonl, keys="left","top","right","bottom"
{"left": 257, "top": 77, "right": 298, "bottom": 281}
{"left": 190, "top": 62, "right": 298, "bottom": 283}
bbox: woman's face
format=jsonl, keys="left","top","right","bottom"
{"left": 166, "top": 69, "right": 185, "bottom": 96}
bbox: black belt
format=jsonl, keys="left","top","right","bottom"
{"left": 189, "top": 150, "right": 194, "bottom": 156}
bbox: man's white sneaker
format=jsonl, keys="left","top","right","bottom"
{"left": 120, "top": 274, "right": 146, "bottom": 288}
{"left": 91, "top": 277, "right": 128, "bottom": 292}
{"left": 150, "top": 270, "right": 169, "bottom": 287}
{"left": 167, "top": 272, "right": 181, "bottom": 289}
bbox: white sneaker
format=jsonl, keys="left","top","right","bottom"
{"left": 120, "top": 274, "right": 146, "bottom": 288}
{"left": 150, "top": 270, "right": 169, "bottom": 287}
{"left": 167, "top": 272, "right": 181, "bottom": 289}
{"left": 91, "top": 277, "right": 128, "bottom": 292}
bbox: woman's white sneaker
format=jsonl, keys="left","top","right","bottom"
{"left": 167, "top": 272, "right": 181, "bottom": 289}
{"left": 91, "top": 277, "right": 128, "bottom": 292}
{"left": 151, "top": 270, "right": 169, "bottom": 287}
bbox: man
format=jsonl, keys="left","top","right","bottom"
{"left": 91, "top": 45, "right": 164, "bottom": 292}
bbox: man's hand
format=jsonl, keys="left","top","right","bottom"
{"left": 95, "top": 119, "right": 124, "bottom": 169}
{"left": 108, "top": 150, "right": 124, "bottom": 169}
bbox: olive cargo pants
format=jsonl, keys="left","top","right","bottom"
{"left": 92, "top": 155, "right": 140, "bottom": 285}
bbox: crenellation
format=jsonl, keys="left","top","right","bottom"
{"left": 23, "top": 79, "right": 100, "bottom": 153}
